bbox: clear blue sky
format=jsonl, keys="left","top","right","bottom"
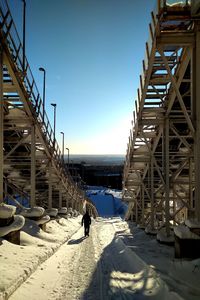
{"left": 8, "top": 0, "right": 155, "bottom": 155}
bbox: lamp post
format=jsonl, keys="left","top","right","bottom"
{"left": 66, "top": 147, "right": 69, "bottom": 167}
{"left": 60, "top": 131, "right": 64, "bottom": 162}
{"left": 51, "top": 103, "right": 57, "bottom": 146}
{"left": 22, "top": 0, "right": 26, "bottom": 73}
{"left": 39, "top": 67, "right": 46, "bottom": 121}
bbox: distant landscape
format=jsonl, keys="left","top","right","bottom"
{"left": 64, "top": 154, "right": 125, "bottom": 165}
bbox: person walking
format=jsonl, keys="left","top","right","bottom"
{"left": 81, "top": 211, "right": 91, "bottom": 237}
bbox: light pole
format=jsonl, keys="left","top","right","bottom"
{"left": 39, "top": 67, "right": 46, "bottom": 121}
{"left": 66, "top": 147, "right": 69, "bottom": 167}
{"left": 60, "top": 131, "right": 64, "bottom": 162}
{"left": 22, "top": 0, "right": 26, "bottom": 73}
{"left": 51, "top": 103, "right": 57, "bottom": 146}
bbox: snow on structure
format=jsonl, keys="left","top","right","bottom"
{"left": 174, "top": 225, "right": 200, "bottom": 239}
{"left": 20, "top": 207, "right": 44, "bottom": 218}
{"left": 0, "top": 204, "right": 25, "bottom": 238}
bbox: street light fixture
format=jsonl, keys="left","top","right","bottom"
{"left": 39, "top": 67, "right": 46, "bottom": 121}
{"left": 60, "top": 131, "right": 64, "bottom": 162}
{"left": 66, "top": 147, "right": 69, "bottom": 167}
{"left": 22, "top": 0, "right": 26, "bottom": 73}
{"left": 51, "top": 103, "right": 57, "bottom": 146}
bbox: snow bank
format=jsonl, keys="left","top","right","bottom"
{"left": 58, "top": 207, "right": 68, "bottom": 214}
{"left": 174, "top": 225, "right": 200, "bottom": 239}
{"left": 20, "top": 206, "right": 44, "bottom": 218}
{"left": 0, "top": 204, "right": 25, "bottom": 238}
{"left": 0, "top": 204, "right": 16, "bottom": 218}
{"left": 157, "top": 227, "right": 174, "bottom": 243}
{"left": 0, "top": 216, "right": 82, "bottom": 299}
{"left": 0, "top": 215, "right": 25, "bottom": 237}
{"left": 45, "top": 208, "right": 58, "bottom": 217}
{"left": 111, "top": 237, "right": 179, "bottom": 299}
{"left": 115, "top": 220, "right": 200, "bottom": 300}
{"left": 145, "top": 224, "right": 157, "bottom": 235}
{"left": 185, "top": 219, "right": 200, "bottom": 229}
{"left": 35, "top": 215, "right": 50, "bottom": 225}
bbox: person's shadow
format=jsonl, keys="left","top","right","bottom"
{"left": 67, "top": 236, "right": 86, "bottom": 245}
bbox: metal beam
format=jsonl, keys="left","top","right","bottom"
{"left": 165, "top": 117, "right": 170, "bottom": 236}
{"left": 48, "top": 163, "right": 52, "bottom": 209}
{"left": 194, "top": 22, "right": 200, "bottom": 221}
{"left": 30, "top": 125, "right": 36, "bottom": 207}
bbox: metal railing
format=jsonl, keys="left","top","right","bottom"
{"left": 0, "top": 0, "right": 85, "bottom": 199}
{"left": 0, "top": 1, "right": 62, "bottom": 157}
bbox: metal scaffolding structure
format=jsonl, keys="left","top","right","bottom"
{"left": 0, "top": 0, "right": 97, "bottom": 217}
{"left": 123, "top": 0, "right": 200, "bottom": 234}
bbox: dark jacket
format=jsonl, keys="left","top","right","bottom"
{"left": 82, "top": 212, "right": 91, "bottom": 227}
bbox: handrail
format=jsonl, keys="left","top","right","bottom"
{"left": 0, "top": 0, "right": 87, "bottom": 201}
{"left": 0, "top": 1, "right": 63, "bottom": 164}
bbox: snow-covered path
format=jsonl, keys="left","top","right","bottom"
{"left": 9, "top": 219, "right": 177, "bottom": 300}
{"left": 9, "top": 220, "right": 112, "bottom": 300}
{"left": 9, "top": 225, "right": 97, "bottom": 300}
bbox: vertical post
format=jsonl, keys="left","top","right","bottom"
{"left": 59, "top": 190, "right": 62, "bottom": 208}
{"left": 66, "top": 148, "right": 69, "bottom": 167}
{"left": 22, "top": 0, "right": 26, "bottom": 73}
{"left": 51, "top": 103, "right": 57, "bottom": 147}
{"left": 141, "top": 184, "right": 145, "bottom": 227}
{"left": 150, "top": 156, "right": 154, "bottom": 231}
{"left": 39, "top": 68, "right": 46, "bottom": 122}
{"left": 30, "top": 125, "right": 36, "bottom": 207}
{"left": 194, "top": 22, "right": 200, "bottom": 221}
{"left": 48, "top": 163, "right": 52, "bottom": 209}
{"left": 189, "top": 158, "right": 193, "bottom": 210}
{"left": 4, "top": 182, "right": 7, "bottom": 203}
{"left": 66, "top": 197, "right": 68, "bottom": 208}
{"left": 135, "top": 199, "right": 138, "bottom": 224}
{"left": 157, "top": 0, "right": 161, "bottom": 13}
{"left": 173, "top": 187, "right": 176, "bottom": 225}
{"left": 165, "top": 117, "right": 170, "bottom": 236}
{"left": 0, "top": 47, "right": 3, "bottom": 203}
{"left": 60, "top": 132, "right": 64, "bottom": 162}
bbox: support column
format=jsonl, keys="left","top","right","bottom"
{"left": 173, "top": 187, "right": 176, "bottom": 226}
{"left": 71, "top": 198, "right": 74, "bottom": 209}
{"left": 30, "top": 125, "right": 36, "bottom": 207}
{"left": 135, "top": 199, "right": 138, "bottom": 224}
{"left": 59, "top": 190, "right": 62, "bottom": 208}
{"left": 189, "top": 158, "right": 193, "bottom": 210}
{"left": 0, "top": 48, "right": 3, "bottom": 203}
{"left": 48, "top": 163, "right": 52, "bottom": 209}
{"left": 150, "top": 156, "right": 154, "bottom": 230}
{"left": 194, "top": 22, "right": 200, "bottom": 221}
{"left": 141, "top": 185, "right": 145, "bottom": 227}
{"left": 66, "top": 197, "right": 68, "bottom": 208}
{"left": 165, "top": 118, "right": 170, "bottom": 236}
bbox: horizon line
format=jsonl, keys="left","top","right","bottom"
{"left": 64, "top": 153, "right": 125, "bottom": 156}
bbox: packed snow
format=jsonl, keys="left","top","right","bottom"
{"left": 0, "top": 187, "right": 200, "bottom": 299}
{"left": 0, "top": 214, "right": 200, "bottom": 299}
{"left": 86, "top": 186, "right": 127, "bottom": 218}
